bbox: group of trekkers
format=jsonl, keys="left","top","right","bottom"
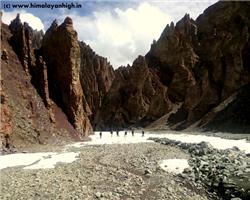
{"left": 99, "top": 130, "right": 144, "bottom": 138}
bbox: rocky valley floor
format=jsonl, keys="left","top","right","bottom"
{"left": 1, "top": 142, "right": 212, "bottom": 199}
{"left": 1, "top": 132, "right": 250, "bottom": 200}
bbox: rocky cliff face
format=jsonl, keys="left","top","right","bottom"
{"left": 201, "top": 82, "right": 250, "bottom": 133}
{"left": 41, "top": 17, "right": 93, "bottom": 137}
{"left": 1, "top": 76, "right": 12, "bottom": 148}
{"left": 90, "top": 1, "right": 250, "bottom": 132}
{"left": 92, "top": 55, "right": 169, "bottom": 131}
{"left": 0, "top": 6, "right": 3, "bottom": 39}
{"left": 9, "top": 14, "right": 29, "bottom": 74}
{"left": 144, "top": 1, "right": 250, "bottom": 131}
{"left": 8, "top": 14, "right": 44, "bottom": 75}
{"left": 2, "top": 13, "right": 119, "bottom": 148}
{"left": 78, "top": 41, "right": 115, "bottom": 120}
{"left": 1, "top": 20, "right": 81, "bottom": 151}
{"left": 146, "top": 14, "right": 197, "bottom": 102}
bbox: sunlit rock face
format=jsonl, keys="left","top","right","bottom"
{"left": 9, "top": 14, "right": 44, "bottom": 75}
{"left": 41, "top": 17, "right": 93, "bottom": 136}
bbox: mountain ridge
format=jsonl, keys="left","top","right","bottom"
{"left": 1, "top": 1, "right": 250, "bottom": 149}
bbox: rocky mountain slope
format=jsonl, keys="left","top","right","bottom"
{"left": 92, "top": 1, "right": 250, "bottom": 132}
{"left": 1, "top": 1, "right": 250, "bottom": 149}
{"left": 143, "top": 1, "right": 250, "bottom": 132}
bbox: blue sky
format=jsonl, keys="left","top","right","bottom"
{"left": 1, "top": 0, "right": 218, "bottom": 69}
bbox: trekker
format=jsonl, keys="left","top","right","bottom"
{"left": 111, "top": 131, "right": 113, "bottom": 137}
{"left": 117, "top": 130, "right": 119, "bottom": 137}
{"left": 100, "top": 132, "right": 102, "bottom": 139}
{"left": 132, "top": 130, "right": 134, "bottom": 137}
{"left": 142, "top": 130, "right": 144, "bottom": 137}
{"left": 124, "top": 131, "right": 127, "bottom": 137}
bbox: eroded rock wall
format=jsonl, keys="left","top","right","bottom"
{"left": 41, "top": 17, "right": 93, "bottom": 136}
{"left": 78, "top": 41, "right": 115, "bottom": 119}
{"left": 0, "top": 6, "right": 3, "bottom": 40}
{"left": 93, "top": 56, "right": 169, "bottom": 131}
{"left": 9, "top": 14, "right": 29, "bottom": 74}
{"left": 1, "top": 76, "right": 12, "bottom": 148}
{"left": 145, "top": 1, "right": 250, "bottom": 130}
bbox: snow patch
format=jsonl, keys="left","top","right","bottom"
{"left": 160, "top": 159, "right": 190, "bottom": 174}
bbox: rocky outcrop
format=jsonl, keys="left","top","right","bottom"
{"left": 32, "top": 55, "right": 56, "bottom": 123}
{"left": 9, "top": 14, "right": 44, "bottom": 75}
{"left": 1, "top": 18, "right": 84, "bottom": 150}
{"left": 93, "top": 56, "right": 165, "bottom": 131}
{"left": 41, "top": 17, "right": 93, "bottom": 136}
{"left": 149, "top": 137, "right": 250, "bottom": 199}
{"left": 146, "top": 14, "right": 197, "bottom": 102}
{"left": 1, "top": 49, "right": 9, "bottom": 62}
{"left": 145, "top": 85, "right": 173, "bottom": 122}
{"left": 78, "top": 41, "right": 115, "bottom": 119}
{"left": 9, "top": 14, "right": 29, "bottom": 74}
{"left": 144, "top": 1, "right": 250, "bottom": 131}
{"left": 177, "top": 1, "right": 250, "bottom": 129}
{"left": 0, "top": 6, "right": 3, "bottom": 40}
{"left": 32, "top": 56, "right": 50, "bottom": 108}
{"left": 8, "top": 14, "right": 57, "bottom": 129}
{"left": 1, "top": 76, "right": 12, "bottom": 148}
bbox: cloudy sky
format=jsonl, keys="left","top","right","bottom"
{"left": 1, "top": 0, "right": 218, "bottom": 69}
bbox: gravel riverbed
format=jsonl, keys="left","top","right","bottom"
{"left": 1, "top": 131, "right": 250, "bottom": 200}
{"left": 1, "top": 142, "right": 214, "bottom": 200}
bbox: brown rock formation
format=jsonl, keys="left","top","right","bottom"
{"left": 1, "top": 49, "right": 9, "bottom": 62}
{"left": 145, "top": 85, "right": 173, "bottom": 122}
{"left": 8, "top": 14, "right": 56, "bottom": 126}
{"left": 146, "top": 14, "right": 197, "bottom": 102}
{"left": 176, "top": 1, "right": 250, "bottom": 129}
{"left": 41, "top": 17, "right": 93, "bottom": 136}
{"left": 2, "top": 0, "right": 250, "bottom": 144}
{"left": 144, "top": 1, "right": 250, "bottom": 130}
{"left": 9, "top": 14, "right": 29, "bottom": 74}
{"left": 32, "top": 56, "right": 50, "bottom": 108}
{"left": 1, "top": 76, "right": 12, "bottom": 148}
{"left": 201, "top": 82, "right": 250, "bottom": 133}
{"left": 78, "top": 41, "right": 115, "bottom": 119}
{"left": 9, "top": 14, "right": 44, "bottom": 75}
{"left": 23, "top": 22, "right": 36, "bottom": 70}
{"left": 93, "top": 56, "right": 164, "bottom": 130}
{"left": 0, "top": 5, "right": 3, "bottom": 40}
{"left": 1, "top": 18, "right": 82, "bottom": 149}
{"left": 32, "top": 55, "right": 55, "bottom": 123}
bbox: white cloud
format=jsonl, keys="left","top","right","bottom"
{"left": 70, "top": 3, "right": 172, "bottom": 69}
{"left": 42, "top": 3, "right": 172, "bottom": 69}
{"left": 62, "top": 1, "right": 217, "bottom": 69}
{"left": 2, "top": 9, "right": 44, "bottom": 31}
{"left": 1, "top": 1, "right": 218, "bottom": 69}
